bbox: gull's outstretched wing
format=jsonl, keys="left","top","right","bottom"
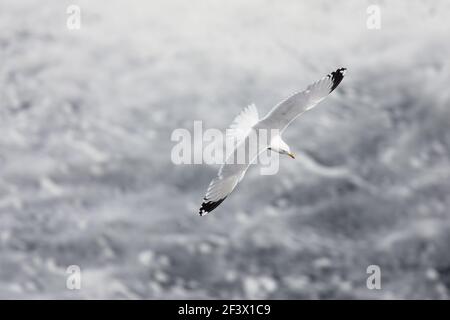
{"left": 199, "top": 130, "right": 266, "bottom": 216}
{"left": 226, "top": 103, "right": 259, "bottom": 146}
{"left": 199, "top": 104, "right": 261, "bottom": 216}
{"left": 261, "top": 68, "right": 346, "bottom": 132}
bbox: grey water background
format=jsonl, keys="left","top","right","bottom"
{"left": 1, "top": 0, "right": 450, "bottom": 299}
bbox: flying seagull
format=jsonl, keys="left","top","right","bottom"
{"left": 199, "top": 68, "right": 347, "bottom": 216}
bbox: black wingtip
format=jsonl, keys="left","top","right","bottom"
{"left": 199, "top": 197, "right": 227, "bottom": 216}
{"left": 328, "top": 67, "right": 347, "bottom": 93}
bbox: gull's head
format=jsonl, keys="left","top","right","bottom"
{"left": 268, "top": 137, "right": 295, "bottom": 159}
{"left": 279, "top": 147, "right": 295, "bottom": 159}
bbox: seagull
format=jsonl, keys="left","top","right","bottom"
{"left": 199, "top": 68, "right": 347, "bottom": 216}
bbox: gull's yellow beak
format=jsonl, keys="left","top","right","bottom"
{"left": 288, "top": 152, "right": 295, "bottom": 159}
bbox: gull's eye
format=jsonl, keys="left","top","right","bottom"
{"left": 268, "top": 147, "right": 272, "bottom": 150}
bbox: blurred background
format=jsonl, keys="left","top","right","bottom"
{"left": 0, "top": 0, "right": 450, "bottom": 299}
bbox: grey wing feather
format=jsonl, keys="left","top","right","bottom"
{"left": 199, "top": 130, "right": 267, "bottom": 216}
{"left": 261, "top": 68, "right": 346, "bottom": 131}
